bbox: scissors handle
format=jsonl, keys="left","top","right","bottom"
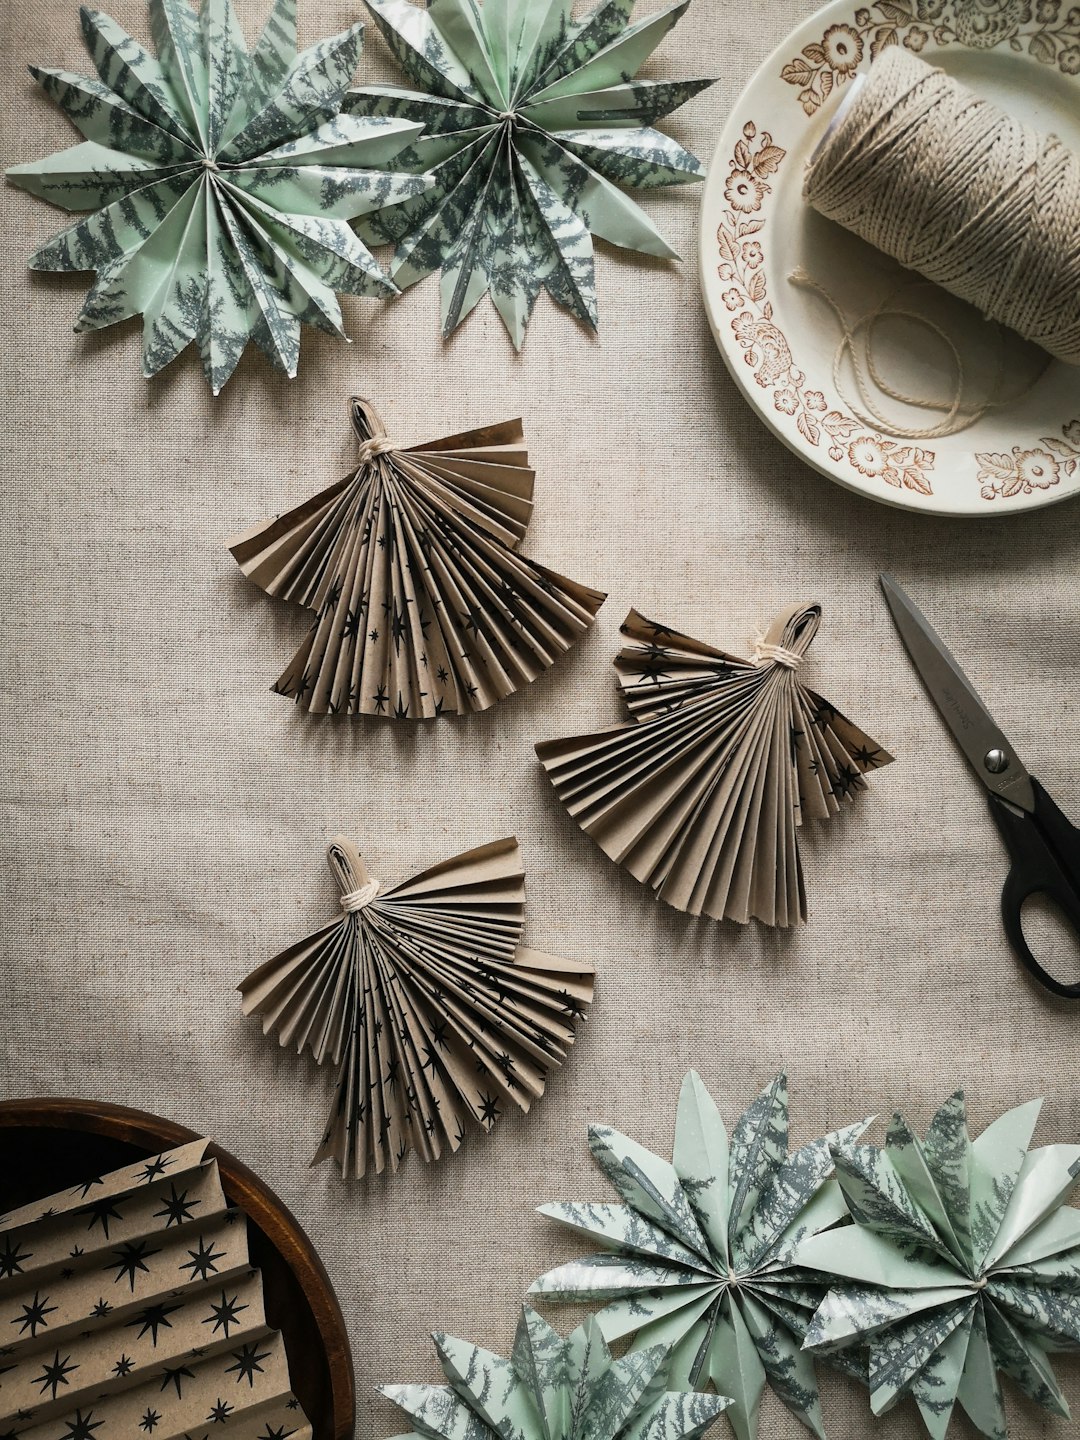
{"left": 988, "top": 778, "right": 1080, "bottom": 1000}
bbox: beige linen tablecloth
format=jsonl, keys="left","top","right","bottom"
{"left": 2, "top": 2, "right": 1078, "bottom": 1437}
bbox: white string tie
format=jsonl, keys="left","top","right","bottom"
{"left": 340, "top": 879, "right": 382, "bottom": 913}
{"left": 752, "top": 635, "right": 803, "bottom": 670}
{"left": 357, "top": 435, "right": 398, "bottom": 467}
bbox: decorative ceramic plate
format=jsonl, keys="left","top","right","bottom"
{"left": 700, "top": 0, "right": 1080, "bottom": 516}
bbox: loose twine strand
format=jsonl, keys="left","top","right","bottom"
{"left": 800, "top": 49, "right": 1079, "bottom": 435}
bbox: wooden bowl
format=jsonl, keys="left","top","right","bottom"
{"left": 0, "top": 1097, "right": 355, "bottom": 1440}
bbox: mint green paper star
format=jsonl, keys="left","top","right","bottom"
{"left": 346, "top": 0, "right": 716, "bottom": 345}
{"left": 799, "top": 1090, "right": 1080, "bottom": 1440}
{"left": 7, "top": 0, "right": 432, "bottom": 392}
{"left": 381, "top": 1305, "right": 732, "bottom": 1440}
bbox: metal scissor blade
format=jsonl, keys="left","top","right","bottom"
{"left": 879, "top": 573, "right": 1035, "bottom": 813}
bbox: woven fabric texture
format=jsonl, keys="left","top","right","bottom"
{"left": 1, "top": 3, "right": 1078, "bottom": 1438}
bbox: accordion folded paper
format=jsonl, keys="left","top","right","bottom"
{"left": 799, "top": 1091, "right": 1080, "bottom": 1440}
{"left": 346, "top": 0, "right": 717, "bottom": 344}
{"left": 380, "top": 1305, "right": 732, "bottom": 1440}
{"left": 536, "top": 605, "right": 892, "bottom": 926}
{"left": 230, "top": 398, "right": 606, "bottom": 717}
{"left": 240, "top": 835, "right": 593, "bottom": 1178}
{"left": 6, "top": 0, "right": 431, "bottom": 393}
{"left": 0, "top": 1142, "right": 312, "bottom": 1439}
{"left": 530, "top": 1072, "right": 869, "bottom": 1440}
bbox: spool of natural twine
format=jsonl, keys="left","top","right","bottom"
{"left": 803, "top": 48, "right": 1080, "bottom": 368}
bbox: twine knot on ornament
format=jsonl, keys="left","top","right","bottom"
{"left": 753, "top": 635, "right": 804, "bottom": 670}
{"left": 357, "top": 434, "right": 398, "bottom": 467}
{"left": 340, "top": 879, "right": 383, "bottom": 913}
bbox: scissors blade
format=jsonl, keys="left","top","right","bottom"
{"left": 879, "top": 573, "right": 1035, "bottom": 813}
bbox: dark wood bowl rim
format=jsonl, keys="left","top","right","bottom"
{"left": 0, "top": 1096, "right": 355, "bottom": 1440}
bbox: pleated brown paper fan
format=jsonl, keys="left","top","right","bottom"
{"left": 240, "top": 835, "right": 594, "bottom": 1177}
{"left": 229, "top": 398, "right": 606, "bottom": 717}
{"left": 536, "top": 604, "right": 893, "bottom": 927}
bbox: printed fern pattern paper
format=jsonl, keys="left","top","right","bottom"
{"left": 799, "top": 1091, "right": 1080, "bottom": 1439}
{"left": 6, "top": 0, "right": 431, "bottom": 392}
{"left": 346, "top": 0, "right": 716, "bottom": 344}
{"left": 530, "top": 1073, "right": 868, "bottom": 1440}
{"left": 381, "top": 1305, "right": 732, "bottom": 1440}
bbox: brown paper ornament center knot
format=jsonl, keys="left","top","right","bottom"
{"left": 752, "top": 637, "right": 804, "bottom": 670}
{"left": 340, "top": 879, "right": 383, "bottom": 913}
{"left": 357, "top": 434, "right": 398, "bottom": 467}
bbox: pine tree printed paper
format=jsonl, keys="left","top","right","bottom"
{"left": 530, "top": 1073, "right": 869, "bottom": 1440}
{"left": 229, "top": 397, "right": 605, "bottom": 718}
{"left": 799, "top": 1091, "right": 1080, "bottom": 1439}
{"left": 381, "top": 1305, "right": 732, "bottom": 1440}
{"left": 345, "top": 0, "right": 717, "bottom": 345}
{"left": 535, "top": 605, "right": 893, "bottom": 927}
{"left": 240, "top": 834, "right": 594, "bottom": 1178}
{"left": 7, "top": 0, "right": 432, "bottom": 392}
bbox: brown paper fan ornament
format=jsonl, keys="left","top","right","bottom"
{"left": 536, "top": 604, "right": 893, "bottom": 927}
{"left": 229, "top": 399, "right": 606, "bottom": 717}
{"left": 240, "top": 835, "right": 593, "bottom": 1177}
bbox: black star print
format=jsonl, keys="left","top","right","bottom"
{"left": 833, "top": 762, "right": 861, "bottom": 799}
{"left": 137, "top": 1155, "right": 171, "bottom": 1185}
{"left": 393, "top": 692, "right": 409, "bottom": 719}
{"left": 464, "top": 681, "right": 479, "bottom": 700}
{"left": 452, "top": 1117, "right": 467, "bottom": 1145}
{"left": 294, "top": 671, "right": 313, "bottom": 701}
{"left": 153, "top": 1184, "right": 199, "bottom": 1228}
{"left": 226, "top": 1342, "right": 271, "bottom": 1387}
{"left": 69, "top": 1176, "right": 104, "bottom": 1198}
{"left": 180, "top": 1236, "right": 226, "bottom": 1282}
{"left": 813, "top": 701, "right": 837, "bottom": 729}
{"left": 159, "top": 1363, "right": 195, "bottom": 1398}
{"left": 14, "top": 1291, "right": 58, "bottom": 1338}
{"left": 341, "top": 607, "right": 362, "bottom": 639}
{"left": 33, "top": 1349, "right": 78, "bottom": 1399}
{"left": 0, "top": 1235, "right": 30, "bottom": 1279}
{"left": 258, "top": 1425, "right": 296, "bottom": 1440}
{"left": 202, "top": 1291, "right": 249, "bottom": 1339}
{"left": 384, "top": 1057, "right": 399, "bottom": 1091}
{"left": 477, "top": 1093, "right": 501, "bottom": 1127}
{"left": 138, "top": 1408, "right": 161, "bottom": 1432}
{"left": 851, "top": 743, "right": 884, "bottom": 769}
{"left": 106, "top": 1238, "right": 160, "bottom": 1292}
{"left": 371, "top": 683, "right": 389, "bottom": 713}
{"left": 76, "top": 1197, "right": 125, "bottom": 1240}
{"left": 789, "top": 726, "right": 804, "bottom": 762}
{"left": 126, "top": 1301, "right": 182, "bottom": 1346}
{"left": 57, "top": 1409, "right": 104, "bottom": 1440}
{"left": 69, "top": 1245, "right": 85, "bottom": 1259}
{"left": 112, "top": 1353, "right": 134, "bottom": 1378}
{"left": 431, "top": 1018, "right": 450, "bottom": 1050}
{"left": 207, "top": 1398, "right": 233, "bottom": 1423}
{"left": 435, "top": 665, "right": 449, "bottom": 683}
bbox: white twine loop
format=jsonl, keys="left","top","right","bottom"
{"left": 752, "top": 635, "right": 804, "bottom": 670}
{"left": 340, "top": 879, "right": 382, "bottom": 913}
{"left": 357, "top": 435, "right": 398, "bottom": 467}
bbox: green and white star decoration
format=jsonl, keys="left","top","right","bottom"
{"left": 380, "top": 1305, "right": 732, "bottom": 1440}
{"left": 529, "top": 1073, "right": 869, "bottom": 1440}
{"left": 347, "top": 0, "right": 716, "bottom": 345}
{"left": 798, "top": 1091, "right": 1080, "bottom": 1440}
{"left": 7, "top": 0, "right": 432, "bottom": 392}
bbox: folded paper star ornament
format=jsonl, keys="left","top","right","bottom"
{"left": 345, "top": 0, "right": 718, "bottom": 344}
{"left": 381, "top": 1305, "right": 732, "bottom": 1440}
{"left": 229, "top": 396, "right": 606, "bottom": 717}
{"left": 536, "top": 605, "right": 892, "bottom": 925}
{"left": 530, "top": 1072, "right": 870, "bottom": 1440}
{"left": 240, "top": 834, "right": 594, "bottom": 1177}
{"left": 799, "top": 1091, "right": 1080, "bottom": 1440}
{"left": 7, "top": 0, "right": 432, "bottom": 392}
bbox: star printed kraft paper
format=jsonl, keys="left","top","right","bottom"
{"left": 0, "top": 1140, "right": 312, "bottom": 1439}
{"left": 229, "top": 397, "right": 606, "bottom": 718}
{"left": 799, "top": 1090, "right": 1080, "bottom": 1440}
{"left": 344, "top": 0, "right": 718, "bottom": 344}
{"left": 535, "top": 605, "right": 893, "bottom": 927}
{"left": 380, "top": 1305, "right": 733, "bottom": 1440}
{"left": 6, "top": 0, "right": 432, "bottom": 393}
{"left": 530, "top": 1073, "right": 870, "bottom": 1440}
{"left": 239, "top": 835, "right": 594, "bottom": 1178}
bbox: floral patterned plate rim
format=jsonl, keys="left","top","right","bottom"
{"left": 699, "top": 0, "right": 1080, "bottom": 517}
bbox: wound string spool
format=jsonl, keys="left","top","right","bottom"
{"left": 803, "top": 48, "right": 1080, "bottom": 371}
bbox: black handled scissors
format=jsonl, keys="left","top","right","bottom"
{"left": 881, "top": 574, "right": 1080, "bottom": 1000}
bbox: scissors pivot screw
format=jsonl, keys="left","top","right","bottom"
{"left": 984, "top": 748, "right": 1009, "bottom": 774}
